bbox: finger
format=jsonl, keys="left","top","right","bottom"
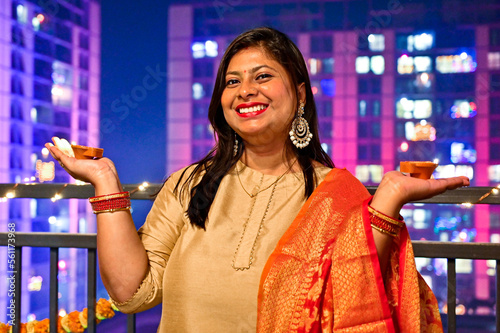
{"left": 45, "top": 143, "right": 65, "bottom": 161}
{"left": 45, "top": 143, "right": 74, "bottom": 170}
{"left": 45, "top": 143, "right": 57, "bottom": 159}
{"left": 432, "top": 176, "right": 469, "bottom": 192}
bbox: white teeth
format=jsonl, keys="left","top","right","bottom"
{"left": 238, "top": 105, "right": 267, "bottom": 114}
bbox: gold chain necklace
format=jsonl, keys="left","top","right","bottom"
{"left": 231, "top": 180, "right": 279, "bottom": 271}
{"left": 235, "top": 159, "right": 297, "bottom": 198}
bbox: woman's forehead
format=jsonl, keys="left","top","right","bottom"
{"left": 227, "top": 47, "right": 281, "bottom": 71}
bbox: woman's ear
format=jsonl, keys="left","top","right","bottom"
{"left": 297, "top": 83, "right": 306, "bottom": 105}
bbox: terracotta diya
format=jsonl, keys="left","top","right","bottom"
{"left": 400, "top": 161, "right": 438, "bottom": 179}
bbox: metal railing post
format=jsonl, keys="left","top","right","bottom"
{"left": 447, "top": 258, "right": 456, "bottom": 333}
{"left": 87, "top": 248, "right": 97, "bottom": 333}
{"left": 49, "top": 247, "right": 59, "bottom": 333}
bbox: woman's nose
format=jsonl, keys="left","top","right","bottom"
{"left": 238, "top": 80, "right": 257, "bottom": 99}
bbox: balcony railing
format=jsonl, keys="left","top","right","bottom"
{"left": 0, "top": 183, "right": 499, "bottom": 332}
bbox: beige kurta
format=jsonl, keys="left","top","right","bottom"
{"left": 112, "top": 161, "right": 331, "bottom": 332}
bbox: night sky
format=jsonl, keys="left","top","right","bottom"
{"left": 100, "top": 0, "right": 170, "bottom": 184}
{"left": 100, "top": 1, "right": 171, "bottom": 223}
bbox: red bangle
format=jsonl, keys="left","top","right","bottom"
{"left": 367, "top": 205, "right": 405, "bottom": 227}
{"left": 90, "top": 191, "right": 129, "bottom": 203}
{"left": 89, "top": 192, "right": 131, "bottom": 214}
{"left": 368, "top": 205, "right": 405, "bottom": 237}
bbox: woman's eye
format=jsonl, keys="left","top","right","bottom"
{"left": 257, "top": 73, "right": 272, "bottom": 80}
{"left": 226, "top": 79, "right": 239, "bottom": 86}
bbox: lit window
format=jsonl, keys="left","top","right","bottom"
{"left": 407, "top": 33, "right": 434, "bottom": 52}
{"left": 450, "top": 142, "right": 477, "bottom": 163}
{"left": 191, "top": 42, "right": 205, "bottom": 59}
{"left": 369, "top": 165, "right": 383, "bottom": 182}
{"left": 397, "top": 98, "right": 415, "bottom": 119}
{"left": 205, "top": 40, "right": 218, "bottom": 57}
{"left": 307, "top": 57, "right": 334, "bottom": 75}
{"left": 79, "top": 218, "right": 87, "bottom": 233}
{"left": 414, "top": 56, "right": 432, "bottom": 72}
{"left": 355, "top": 56, "right": 370, "bottom": 74}
{"left": 491, "top": 234, "right": 500, "bottom": 243}
{"left": 31, "top": 107, "right": 38, "bottom": 122}
{"left": 370, "top": 56, "right": 384, "bottom": 75}
{"left": 450, "top": 100, "right": 477, "bottom": 118}
{"left": 396, "top": 98, "right": 432, "bottom": 119}
{"left": 435, "top": 165, "right": 474, "bottom": 179}
{"left": 52, "top": 61, "right": 73, "bottom": 86}
{"left": 355, "top": 165, "right": 369, "bottom": 183}
{"left": 488, "top": 165, "right": 500, "bottom": 182}
{"left": 397, "top": 55, "right": 414, "bottom": 74}
{"left": 436, "top": 53, "right": 477, "bottom": 74}
{"left": 30, "top": 199, "right": 37, "bottom": 218}
{"left": 456, "top": 259, "right": 473, "bottom": 273}
{"left": 355, "top": 165, "right": 383, "bottom": 183}
{"left": 16, "top": 4, "right": 28, "bottom": 24}
{"left": 359, "top": 100, "right": 367, "bottom": 117}
{"left": 192, "top": 83, "right": 204, "bottom": 100}
{"left": 51, "top": 85, "right": 72, "bottom": 107}
{"left": 415, "top": 73, "right": 432, "bottom": 90}
{"left": 192, "top": 40, "right": 218, "bottom": 59}
{"left": 32, "top": 17, "right": 40, "bottom": 31}
{"left": 368, "top": 34, "right": 385, "bottom": 52}
{"left": 308, "top": 58, "right": 320, "bottom": 75}
{"left": 488, "top": 52, "right": 500, "bottom": 70}
{"left": 412, "top": 209, "right": 429, "bottom": 229}
{"left": 413, "top": 100, "right": 432, "bottom": 118}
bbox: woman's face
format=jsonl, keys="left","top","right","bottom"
{"left": 221, "top": 46, "right": 304, "bottom": 147}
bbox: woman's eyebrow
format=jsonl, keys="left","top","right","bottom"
{"left": 226, "top": 65, "right": 277, "bottom": 76}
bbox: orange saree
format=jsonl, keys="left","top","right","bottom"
{"left": 258, "top": 169, "right": 443, "bottom": 332}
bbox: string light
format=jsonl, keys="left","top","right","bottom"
{"left": 51, "top": 184, "right": 68, "bottom": 202}
{"left": 51, "top": 193, "right": 62, "bottom": 202}
{"left": 130, "top": 182, "right": 149, "bottom": 194}
{"left": 460, "top": 184, "right": 500, "bottom": 208}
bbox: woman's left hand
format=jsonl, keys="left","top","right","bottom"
{"left": 370, "top": 171, "right": 470, "bottom": 218}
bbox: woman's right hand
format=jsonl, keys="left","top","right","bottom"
{"left": 45, "top": 142, "right": 122, "bottom": 193}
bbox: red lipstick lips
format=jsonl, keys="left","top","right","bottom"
{"left": 235, "top": 102, "right": 269, "bottom": 118}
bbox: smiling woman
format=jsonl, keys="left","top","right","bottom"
{"left": 221, "top": 46, "right": 303, "bottom": 150}
{"left": 46, "top": 27, "right": 468, "bottom": 332}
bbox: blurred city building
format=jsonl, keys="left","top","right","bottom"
{"left": 0, "top": 0, "right": 101, "bottom": 322}
{"left": 167, "top": 0, "right": 500, "bottom": 323}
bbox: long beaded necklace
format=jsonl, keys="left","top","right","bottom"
{"left": 231, "top": 179, "right": 279, "bottom": 271}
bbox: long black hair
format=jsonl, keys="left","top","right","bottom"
{"left": 175, "top": 27, "right": 334, "bottom": 229}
